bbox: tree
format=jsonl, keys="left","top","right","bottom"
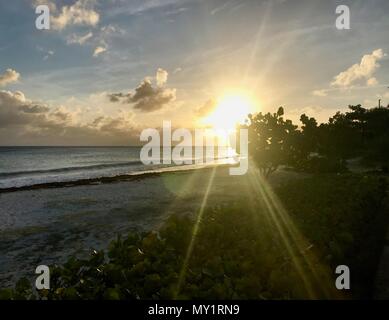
{"left": 247, "top": 104, "right": 389, "bottom": 175}
{"left": 247, "top": 107, "right": 298, "bottom": 177}
{"left": 360, "top": 106, "right": 389, "bottom": 171}
{"left": 317, "top": 105, "right": 389, "bottom": 172}
{"left": 292, "top": 114, "right": 319, "bottom": 169}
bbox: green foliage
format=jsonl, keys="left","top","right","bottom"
{"left": 296, "top": 156, "right": 348, "bottom": 174}
{"left": 0, "top": 278, "right": 35, "bottom": 300}
{"left": 2, "top": 175, "right": 387, "bottom": 300}
{"left": 315, "top": 105, "right": 389, "bottom": 170}
{"left": 247, "top": 107, "right": 299, "bottom": 177}
{"left": 277, "top": 174, "right": 388, "bottom": 297}
{"left": 247, "top": 104, "right": 389, "bottom": 174}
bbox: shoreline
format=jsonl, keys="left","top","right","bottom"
{"left": 0, "top": 163, "right": 233, "bottom": 194}
{"left": 0, "top": 164, "right": 240, "bottom": 287}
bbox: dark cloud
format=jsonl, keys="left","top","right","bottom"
{"left": 108, "top": 92, "right": 131, "bottom": 102}
{"left": 108, "top": 69, "right": 176, "bottom": 112}
{"left": 52, "top": 108, "right": 74, "bottom": 122}
{"left": 19, "top": 104, "right": 50, "bottom": 114}
{"left": 0, "top": 91, "right": 46, "bottom": 126}
{"left": 0, "top": 90, "right": 140, "bottom": 145}
{"left": 131, "top": 80, "right": 176, "bottom": 112}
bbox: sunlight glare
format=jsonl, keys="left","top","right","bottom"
{"left": 203, "top": 92, "right": 255, "bottom": 131}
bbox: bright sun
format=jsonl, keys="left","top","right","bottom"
{"left": 203, "top": 93, "right": 255, "bottom": 131}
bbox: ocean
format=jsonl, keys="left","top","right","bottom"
{"left": 0, "top": 146, "right": 236, "bottom": 189}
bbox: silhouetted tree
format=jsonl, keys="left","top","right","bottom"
{"left": 247, "top": 107, "right": 298, "bottom": 177}
{"left": 318, "top": 105, "right": 389, "bottom": 171}
{"left": 247, "top": 104, "right": 389, "bottom": 175}
{"left": 361, "top": 106, "right": 389, "bottom": 171}
{"left": 291, "top": 114, "right": 319, "bottom": 169}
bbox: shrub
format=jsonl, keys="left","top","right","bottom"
{"left": 1, "top": 175, "right": 387, "bottom": 300}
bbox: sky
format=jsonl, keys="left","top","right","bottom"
{"left": 0, "top": 0, "right": 388, "bottom": 145}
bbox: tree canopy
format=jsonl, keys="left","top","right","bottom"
{"left": 246, "top": 105, "right": 389, "bottom": 176}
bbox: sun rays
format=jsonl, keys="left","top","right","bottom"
{"left": 174, "top": 167, "right": 217, "bottom": 298}
{"left": 171, "top": 163, "right": 339, "bottom": 299}
{"left": 245, "top": 166, "right": 336, "bottom": 299}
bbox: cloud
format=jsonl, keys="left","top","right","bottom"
{"left": 165, "top": 7, "right": 188, "bottom": 17}
{"left": 211, "top": 0, "right": 241, "bottom": 15}
{"left": 0, "top": 69, "right": 20, "bottom": 87}
{"left": 67, "top": 32, "right": 93, "bottom": 45}
{"left": 100, "top": 24, "right": 125, "bottom": 37}
{"left": 19, "top": 104, "right": 50, "bottom": 114}
{"left": 312, "top": 89, "right": 328, "bottom": 97}
{"left": 51, "top": 106, "right": 76, "bottom": 124}
{"left": 366, "top": 77, "right": 378, "bottom": 87}
{"left": 156, "top": 68, "right": 168, "bottom": 86}
{"left": 108, "top": 69, "right": 176, "bottom": 112}
{"left": 108, "top": 0, "right": 187, "bottom": 16}
{"left": 173, "top": 67, "right": 182, "bottom": 74}
{"left": 66, "top": 25, "right": 122, "bottom": 45}
{"left": 131, "top": 80, "right": 176, "bottom": 112}
{"left": 90, "top": 111, "right": 135, "bottom": 135}
{"left": 0, "top": 90, "right": 72, "bottom": 127}
{"left": 108, "top": 92, "right": 130, "bottom": 103}
{"left": 86, "top": 25, "right": 124, "bottom": 56}
{"left": 93, "top": 45, "right": 107, "bottom": 57}
{"left": 287, "top": 106, "right": 332, "bottom": 125}
{"left": 36, "top": 46, "right": 55, "bottom": 61}
{"left": 66, "top": 24, "right": 123, "bottom": 57}
{"left": 43, "top": 50, "right": 55, "bottom": 61}
{"left": 331, "top": 49, "right": 386, "bottom": 88}
{"left": 33, "top": 0, "right": 57, "bottom": 11}
{"left": 0, "top": 90, "right": 140, "bottom": 145}
{"left": 48, "top": 0, "right": 100, "bottom": 31}
{"left": 196, "top": 99, "right": 217, "bottom": 117}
